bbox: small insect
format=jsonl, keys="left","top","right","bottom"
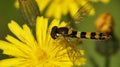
{"left": 51, "top": 26, "right": 111, "bottom": 40}
{"left": 50, "top": 2, "right": 111, "bottom": 65}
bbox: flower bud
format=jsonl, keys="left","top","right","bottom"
{"left": 19, "top": 0, "right": 40, "bottom": 27}
{"left": 95, "top": 13, "right": 114, "bottom": 34}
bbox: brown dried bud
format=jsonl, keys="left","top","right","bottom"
{"left": 95, "top": 13, "right": 114, "bottom": 34}
{"left": 19, "top": 0, "right": 40, "bottom": 27}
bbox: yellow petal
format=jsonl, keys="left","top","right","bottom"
{"left": 36, "top": 16, "right": 43, "bottom": 48}
{"left": 22, "top": 24, "right": 37, "bottom": 48}
{"left": 8, "top": 20, "right": 24, "bottom": 42}
{"left": 0, "top": 40, "right": 27, "bottom": 57}
{"left": 54, "top": 5, "right": 61, "bottom": 19}
{"left": 49, "top": 53, "right": 73, "bottom": 66}
{"left": 36, "top": 16, "right": 48, "bottom": 48}
{"left": 49, "top": 19, "right": 60, "bottom": 29}
{"left": 69, "top": 2, "right": 79, "bottom": 16}
{"left": 59, "top": 21, "right": 67, "bottom": 27}
{"left": 5, "top": 35, "right": 31, "bottom": 55}
{"left": 61, "top": 1, "right": 68, "bottom": 15}
{"left": 89, "top": 8, "right": 95, "bottom": 16}
{"left": 14, "top": 0, "right": 19, "bottom": 9}
{"left": 0, "top": 58, "right": 25, "bottom": 67}
{"left": 46, "top": 4, "right": 56, "bottom": 18}
{"left": 36, "top": 0, "right": 51, "bottom": 12}
{"left": 8, "top": 21, "right": 36, "bottom": 48}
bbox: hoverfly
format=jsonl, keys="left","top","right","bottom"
{"left": 51, "top": 26, "right": 111, "bottom": 40}
{"left": 50, "top": 1, "right": 111, "bottom": 65}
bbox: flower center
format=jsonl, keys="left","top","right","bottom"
{"left": 35, "top": 49, "right": 48, "bottom": 63}
{"left": 38, "top": 50, "right": 47, "bottom": 62}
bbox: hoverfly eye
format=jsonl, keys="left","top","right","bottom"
{"left": 50, "top": 26, "right": 59, "bottom": 39}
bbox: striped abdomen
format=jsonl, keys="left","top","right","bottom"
{"left": 50, "top": 26, "right": 111, "bottom": 40}
{"left": 69, "top": 31, "right": 111, "bottom": 40}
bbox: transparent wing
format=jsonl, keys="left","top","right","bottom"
{"left": 67, "top": 1, "right": 93, "bottom": 28}
{"left": 67, "top": 47, "right": 83, "bottom": 65}
{"left": 63, "top": 37, "right": 84, "bottom": 65}
{"left": 73, "top": 1, "right": 93, "bottom": 23}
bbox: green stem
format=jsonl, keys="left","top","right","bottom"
{"left": 105, "top": 55, "right": 110, "bottom": 67}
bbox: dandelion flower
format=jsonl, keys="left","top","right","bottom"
{"left": 15, "top": 0, "right": 110, "bottom": 19}
{"left": 36, "top": 0, "right": 95, "bottom": 19}
{"left": 0, "top": 16, "right": 85, "bottom": 67}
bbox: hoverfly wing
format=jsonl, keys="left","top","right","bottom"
{"left": 63, "top": 37, "right": 83, "bottom": 65}
{"left": 67, "top": 47, "right": 83, "bottom": 65}
{"left": 73, "top": 1, "right": 93, "bottom": 23}
{"left": 67, "top": 1, "right": 93, "bottom": 28}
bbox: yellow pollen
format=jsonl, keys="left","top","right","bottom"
{"left": 36, "top": 49, "right": 48, "bottom": 63}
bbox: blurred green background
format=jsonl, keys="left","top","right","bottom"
{"left": 0, "top": 0, "right": 120, "bottom": 67}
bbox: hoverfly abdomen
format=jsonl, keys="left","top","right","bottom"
{"left": 80, "top": 32, "right": 86, "bottom": 38}
{"left": 79, "top": 32, "right": 111, "bottom": 40}
{"left": 98, "top": 33, "right": 111, "bottom": 40}
{"left": 69, "top": 31, "right": 111, "bottom": 40}
{"left": 69, "top": 31, "right": 78, "bottom": 38}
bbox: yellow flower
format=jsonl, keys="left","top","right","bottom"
{"left": 15, "top": 0, "right": 95, "bottom": 19}
{"left": 36, "top": 0, "right": 95, "bottom": 19}
{"left": 0, "top": 16, "right": 85, "bottom": 67}
{"left": 15, "top": 0, "right": 110, "bottom": 19}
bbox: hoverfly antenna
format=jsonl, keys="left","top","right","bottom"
{"left": 50, "top": 26, "right": 58, "bottom": 39}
